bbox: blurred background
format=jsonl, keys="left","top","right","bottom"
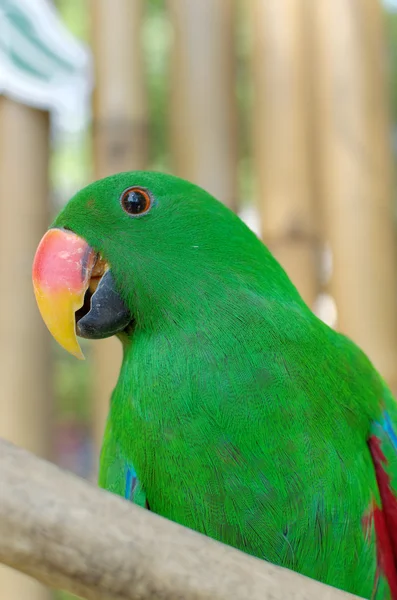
{"left": 1, "top": 0, "right": 397, "bottom": 598}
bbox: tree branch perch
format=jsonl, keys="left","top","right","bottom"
{"left": 0, "top": 438, "right": 360, "bottom": 600}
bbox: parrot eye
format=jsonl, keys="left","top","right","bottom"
{"left": 120, "top": 187, "right": 152, "bottom": 216}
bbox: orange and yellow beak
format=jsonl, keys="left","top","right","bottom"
{"left": 32, "top": 228, "right": 97, "bottom": 359}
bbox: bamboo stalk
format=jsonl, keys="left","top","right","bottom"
{"left": 0, "top": 98, "right": 52, "bottom": 599}
{"left": 90, "top": 0, "right": 148, "bottom": 453}
{"left": 0, "top": 438, "right": 360, "bottom": 600}
{"left": 251, "top": 0, "right": 318, "bottom": 308}
{"left": 168, "top": 0, "right": 238, "bottom": 210}
{"left": 311, "top": 0, "right": 397, "bottom": 393}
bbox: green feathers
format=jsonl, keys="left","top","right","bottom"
{"left": 53, "top": 171, "right": 397, "bottom": 598}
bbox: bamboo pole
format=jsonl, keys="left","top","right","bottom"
{"left": 251, "top": 0, "right": 318, "bottom": 309}
{"left": 311, "top": 0, "right": 397, "bottom": 393}
{"left": 0, "top": 98, "right": 52, "bottom": 599}
{"left": 0, "top": 438, "right": 360, "bottom": 600}
{"left": 90, "top": 0, "right": 148, "bottom": 453}
{"left": 168, "top": 0, "right": 238, "bottom": 210}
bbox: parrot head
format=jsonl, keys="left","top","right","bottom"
{"left": 32, "top": 171, "right": 294, "bottom": 359}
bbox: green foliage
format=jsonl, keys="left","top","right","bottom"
{"left": 50, "top": 133, "right": 93, "bottom": 211}
{"left": 55, "top": 0, "right": 89, "bottom": 42}
{"left": 143, "top": 0, "right": 172, "bottom": 171}
{"left": 53, "top": 340, "right": 92, "bottom": 421}
{"left": 56, "top": 591, "right": 80, "bottom": 600}
{"left": 386, "top": 11, "right": 397, "bottom": 123}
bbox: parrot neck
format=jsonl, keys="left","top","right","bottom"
{"left": 114, "top": 243, "right": 310, "bottom": 338}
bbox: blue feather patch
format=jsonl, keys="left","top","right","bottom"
{"left": 382, "top": 411, "right": 397, "bottom": 452}
{"left": 125, "top": 466, "right": 137, "bottom": 500}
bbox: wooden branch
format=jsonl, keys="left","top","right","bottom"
{"left": 0, "top": 438, "right": 359, "bottom": 600}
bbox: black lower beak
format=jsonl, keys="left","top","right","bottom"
{"left": 76, "top": 270, "right": 132, "bottom": 340}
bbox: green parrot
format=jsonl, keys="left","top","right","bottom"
{"left": 32, "top": 171, "right": 397, "bottom": 599}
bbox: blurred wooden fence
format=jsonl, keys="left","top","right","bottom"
{"left": 0, "top": 0, "right": 396, "bottom": 598}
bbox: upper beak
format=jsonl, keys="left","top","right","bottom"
{"left": 32, "top": 228, "right": 97, "bottom": 359}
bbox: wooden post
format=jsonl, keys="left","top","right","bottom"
{"left": 168, "top": 0, "right": 238, "bottom": 210}
{"left": 251, "top": 0, "right": 318, "bottom": 309}
{"left": 0, "top": 98, "right": 52, "bottom": 599}
{"left": 311, "top": 0, "right": 397, "bottom": 392}
{"left": 91, "top": 0, "right": 148, "bottom": 452}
